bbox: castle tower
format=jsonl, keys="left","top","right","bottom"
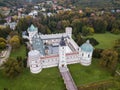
{"left": 28, "top": 50, "right": 42, "bottom": 74}
{"left": 79, "top": 40, "right": 94, "bottom": 66}
{"left": 65, "top": 27, "right": 72, "bottom": 38}
{"left": 59, "top": 36, "right": 67, "bottom": 68}
{"left": 27, "top": 24, "right": 38, "bottom": 44}
{"left": 45, "top": 46, "right": 49, "bottom": 55}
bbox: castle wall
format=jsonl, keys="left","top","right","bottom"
{"left": 41, "top": 55, "right": 59, "bottom": 68}
{"left": 39, "top": 52, "right": 80, "bottom": 69}
{"left": 27, "top": 26, "right": 93, "bottom": 74}
{"left": 66, "top": 52, "right": 80, "bottom": 64}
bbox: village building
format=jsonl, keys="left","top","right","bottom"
{"left": 28, "top": 10, "right": 38, "bottom": 17}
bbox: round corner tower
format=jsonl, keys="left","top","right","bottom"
{"left": 79, "top": 40, "right": 94, "bottom": 66}
{"left": 28, "top": 50, "right": 42, "bottom": 74}
{"left": 27, "top": 24, "right": 38, "bottom": 44}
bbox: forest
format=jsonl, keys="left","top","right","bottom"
{"left": 0, "top": 0, "right": 120, "bottom": 9}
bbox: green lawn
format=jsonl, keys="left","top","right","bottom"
{"left": 0, "top": 59, "right": 114, "bottom": 90}
{"left": 86, "top": 32, "right": 120, "bottom": 49}
{"left": 68, "top": 59, "right": 113, "bottom": 86}
{"left": 0, "top": 67, "right": 65, "bottom": 90}
{"left": 10, "top": 45, "right": 26, "bottom": 58}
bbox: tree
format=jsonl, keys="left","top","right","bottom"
{"left": 9, "top": 31, "right": 18, "bottom": 38}
{"left": 114, "top": 39, "right": 120, "bottom": 62}
{"left": 16, "top": 18, "right": 29, "bottom": 34}
{"left": 46, "top": 26, "right": 51, "bottom": 34}
{"left": 82, "top": 26, "right": 94, "bottom": 36}
{"left": 93, "top": 18, "right": 107, "bottom": 33}
{"left": 71, "top": 19, "right": 83, "bottom": 34}
{"left": 93, "top": 48, "right": 103, "bottom": 58}
{"left": 0, "top": 27, "right": 11, "bottom": 38}
{"left": 0, "top": 42, "right": 6, "bottom": 49}
{"left": 85, "top": 7, "right": 93, "bottom": 17}
{"left": 0, "top": 37, "right": 7, "bottom": 49}
{"left": 86, "top": 38, "right": 99, "bottom": 46}
{"left": 3, "top": 58, "right": 23, "bottom": 78}
{"left": 111, "top": 28, "right": 120, "bottom": 34}
{"left": 56, "top": 21, "right": 62, "bottom": 30}
{"left": 9, "top": 35, "right": 20, "bottom": 49}
{"left": 100, "top": 49, "right": 118, "bottom": 74}
{"left": 76, "top": 34, "right": 82, "bottom": 45}
{"left": 48, "top": 21, "right": 57, "bottom": 31}
{"left": 61, "top": 20, "right": 70, "bottom": 29}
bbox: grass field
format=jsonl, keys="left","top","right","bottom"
{"left": 86, "top": 32, "right": 120, "bottom": 49}
{"left": 68, "top": 59, "right": 112, "bottom": 86}
{"left": 0, "top": 59, "right": 113, "bottom": 90}
{"left": 0, "top": 67, "right": 65, "bottom": 90}
{"left": 10, "top": 45, "right": 26, "bottom": 58}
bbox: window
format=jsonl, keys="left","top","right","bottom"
{"left": 82, "top": 53, "right": 84, "bottom": 56}
{"left": 88, "top": 54, "right": 90, "bottom": 58}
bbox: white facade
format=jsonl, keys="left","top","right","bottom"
{"left": 28, "top": 50, "right": 42, "bottom": 73}
{"left": 25, "top": 25, "right": 94, "bottom": 74}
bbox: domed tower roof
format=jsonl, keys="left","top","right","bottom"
{"left": 80, "top": 40, "right": 93, "bottom": 52}
{"left": 28, "top": 24, "right": 37, "bottom": 32}
{"left": 60, "top": 36, "right": 66, "bottom": 46}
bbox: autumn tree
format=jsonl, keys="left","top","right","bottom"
{"left": 100, "top": 49, "right": 118, "bottom": 74}
{"left": 76, "top": 34, "right": 82, "bottom": 46}
{"left": 0, "top": 37, "right": 7, "bottom": 49}
{"left": 93, "top": 18, "right": 107, "bottom": 33}
{"left": 0, "top": 26, "right": 11, "bottom": 38}
{"left": 9, "top": 31, "right": 18, "bottom": 38}
{"left": 71, "top": 19, "right": 83, "bottom": 34}
{"left": 48, "top": 21, "right": 57, "bottom": 31}
{"left": 61, "top": 20, "right": 70, "bottom": 29}
{"left": 16, "top": 17, "right": 29, "bottom": 34}
{"left": 111, "top": 20, "right": 120, "bottom": 34}
{"left": 3, "top": 58, "right": 23, "bottom": 78}
{"left": 9, "top": 35, "right": 20, "bottom": 49}
{"left": 46, "top": 26, "right": 51, "bottom": 34}
{"left": 114, "top": 39, "right": 120, "bottom": 62}
{"left": 82, "top": 26, "right": 94, "bottom": 36}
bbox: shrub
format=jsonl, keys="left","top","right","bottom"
{"left": 86, "top": 38, "right": 99, "bottom": 46}
{"left": 93, "top": 48, "right": 104, "bottom": 58}
{"left": 78, "top": 80, "right": 114, "bottom": 90}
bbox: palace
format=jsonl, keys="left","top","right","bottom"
{"left": 23, "top": 24, "right": 94, "bottom": 74}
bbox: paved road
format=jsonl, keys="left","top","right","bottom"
{"left": 59, "top": 67, "right": 78, "bottom": 90}
{"left": 0, "top": 45, "right": 12, "bottom": 66}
